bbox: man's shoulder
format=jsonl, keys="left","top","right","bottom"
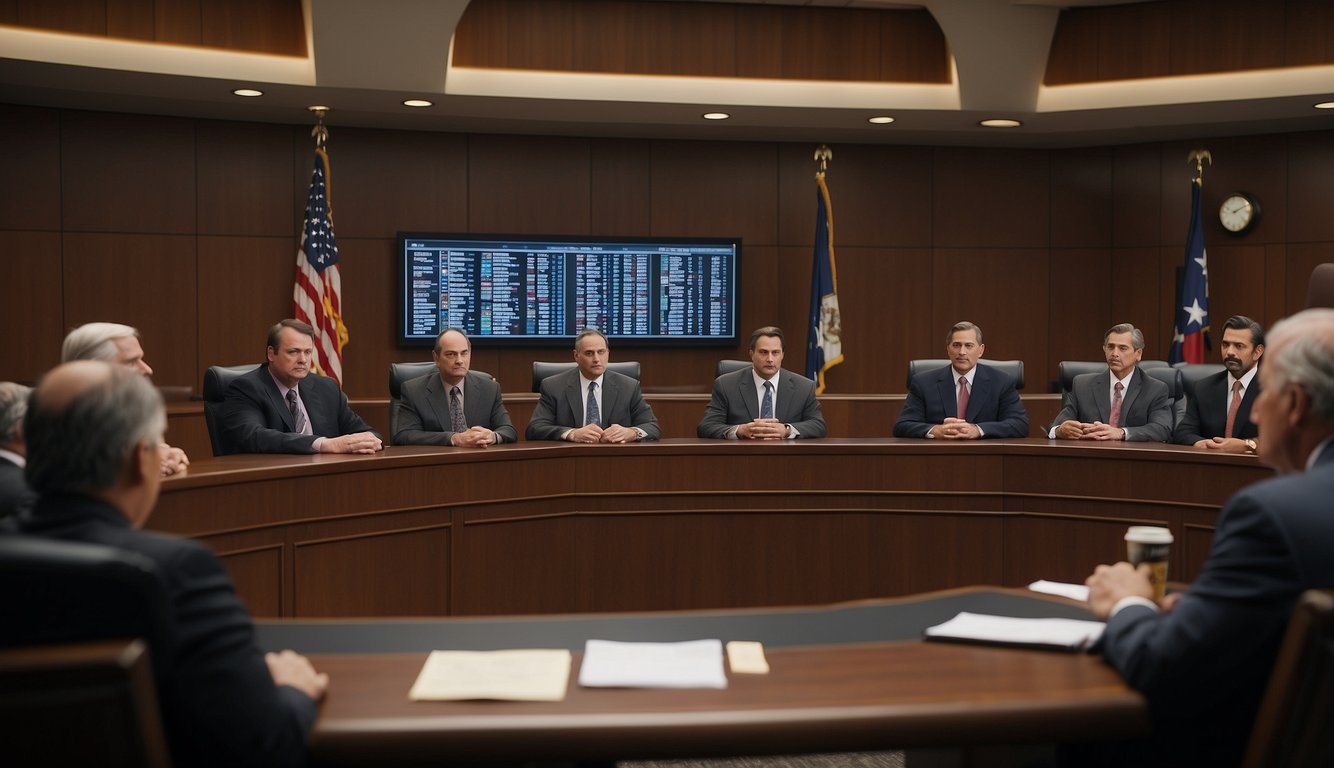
{"left": 976, "top": 363, "right": 1017, "bottom": 389}
{"left": 909, "top": 364, "right": 951, "bottom": 387}
{"left": 400, "top": 371, "right": 437, "bottom": 398}
{"left": 603, "top": 369, "right": 640, "bottom": 388}
{"left": 780, "top": 368, "right": 817, "bottom": 391}
{"left": 466, "top": 370, "right": 503, "bottom": 396}
{"left": 1071, "top": 370, "right": 1107, "bottom": 390}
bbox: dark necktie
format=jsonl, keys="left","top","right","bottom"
{"left": 585, "top": 381, "right": 600, "bottom": 426}
{"left": 957, "top": 375, "right": 970, "bottom": 419}
{"left": 286, "top": 389, "right": 307, "bottom": 434}
{"left": 761, "top": 381, "right": 774, "bottom": 419}
{"left": 1225, "top": 380, "right": 1242, "bottom": 438}
{"left": 449, "top": 386, "right": 467, "bottom": 432}
{"left": 1110, "top": 381, "right": 1124, "bottom": 429}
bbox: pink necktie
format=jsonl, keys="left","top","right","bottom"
{"left": 1109, "top": 381, "right": 1124, "bottom": 428}
{"left": 957, "top": 376, "right": 970, "bottom": 419}
{"left": 1225, "top": 380, "right": 1242, "bottom": 438}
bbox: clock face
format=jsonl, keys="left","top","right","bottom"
{"left": 1219, "top": 194, "right": 1256, "bottom": 233}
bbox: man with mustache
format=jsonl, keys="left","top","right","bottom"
{"left": 1173, "top": 314, "right": 1264, "bottom": 454}
{"left": 218, "top": 319, "right": 382, "bottom": 455}
{"left": 1049, "top": 323, "right": 1173, "bottom": 442}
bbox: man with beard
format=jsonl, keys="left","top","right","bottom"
{"left": 1173, "top": 314, "right": 1264, "bottom": 454}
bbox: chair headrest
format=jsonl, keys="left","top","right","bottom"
{"left": 532, "top": 361, "right": 640, "bottom": 392}
{"left": 906, "top": 359, "right": 1025, "bottom": 390}
{"left": 715, "top": 360, "right": 751, "bottom": 379}
{"left": 202, "top": 364, "right": 261, "bottom": 402}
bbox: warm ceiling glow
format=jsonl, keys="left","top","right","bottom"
{"left": 1315, "top": 101, "right": 1334, "bottom": 109}
{"left": 702, "top": 112, "right": 730, "bottom": 120}
{"left": 867, "top": 116, "right": 895, "bottom": 124}
{"left": 403, "top": 99, "right": 434, "bottom": 108}
{"left": 232, "top": 88, "right": 263, "bottom": 97}
{"left": 979, "top": 118, "right": 1022, "bottom": 128}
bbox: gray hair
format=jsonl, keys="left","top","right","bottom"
{"left": 0, "top": 382, "right": 31, "bottom": 444}
{"left": 61, "top": 322, "right": 139, "bottom": 363}
{"left": 1265, "top": 308, "right": 1334, "bottom": 425}
{"left": 1104, "top": 323, "right": 1145, "bottom": 351}
{"left": 25, "top": 365, "right": 165, "bottom": 495}
{"left": 947, "top": 321, "right": 983, "bottom": 345}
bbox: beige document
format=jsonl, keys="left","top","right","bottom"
{"left": 409, "top": 649, "right": 573, "bottom": 702}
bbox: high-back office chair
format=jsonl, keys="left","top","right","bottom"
{"left": 531, "top": 361, "right": 640, "bottom": 392}
{"left": 0, "top": 535, "right": 173, "bottom": 767}
{"left": 201, "top": 364, "right": 261, "bottom": 456}
{"left": 1137, "top": 359, "right": 1170, "bottom": 369}
{"left": 1241, "top": 589, "right": 1334, "bottom": 768}
{"left": 906, "top": 359, "right": 1025, "bottom": 390}
{"left": 715, "top": 359, "right": 751, "bottom": 379}
{"left": 1177, "top": 362, "right": 1228, "bottom": 411}
{"left": 1307, "top": 262, "right": 1334, "bottom": 308}
{"left": 1057, "top": 361, "right": 1183, "bottom": 426}
{"left": 387, "top": 361, "right": 494, "bottom": 438}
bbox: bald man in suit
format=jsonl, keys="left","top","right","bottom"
{"left": 394, "top": 328, "right": 516, "bottom": 446}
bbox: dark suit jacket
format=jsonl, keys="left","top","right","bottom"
{"left": 1173, "top": 369, "right": 1260, "bottom": 444}
{"left": 525, "top": 368, "right": 661, "bottom": 441}
{"left": 1093, "top": 446, "right": 1334, "bottom": 767}
{"left": 1049, "top": 368, "right": 1173, "bottom": 442}
{"left": 893, "top": 363, "right": 1029, "bottom": 438}
{"left": 0, "top": 455, "right": 35, "bottom": 521}
{"left": 697, "top": 367, "right": 827, "bottom": 439}
{"left": 218, "top": 364, "right": 379, "bottom": 455}
{"left": 393, "top": 370, "right": 517, "bottom": 446}
{"left": 20, "top": 494, "right": 318, "bottom": 768}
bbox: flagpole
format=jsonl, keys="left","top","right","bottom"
{"left": 807, "top": 144, "right": 843, "bottom": 392}
{"left": 293, "top": 105, "right": 348, "bottom": 385}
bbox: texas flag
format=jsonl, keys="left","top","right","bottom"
{"left": 1169, "top": 179, "right": 1210, "bottom": 364}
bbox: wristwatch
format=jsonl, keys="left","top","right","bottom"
{"left": 1244, "top": 439, "right": 1258, "bottom": 455}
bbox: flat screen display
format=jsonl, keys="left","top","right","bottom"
{"left": 397, "top": 233, "right": 740, "bottom": 345}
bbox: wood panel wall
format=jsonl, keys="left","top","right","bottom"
{"left": 2, "top": 102, "right": 1333, "bottom": 404}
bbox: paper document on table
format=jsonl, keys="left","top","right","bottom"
{"left": 578, "top": 639, "right": 728, "bottom": 689}
{"left": 409, "top": 649, "right": 572, "bottom": 701}
{"left": 1028, "top": 579, "right": 1091, "bottom": 602}
{"left": 924, "top": 612, "right": 1105, "bottom": 652}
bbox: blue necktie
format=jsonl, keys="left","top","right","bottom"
{"left": 585, "top": 382, "right": 600, "bottom": 426}
{"left": 761, "top": 381, "right": 774, "bottom": 419}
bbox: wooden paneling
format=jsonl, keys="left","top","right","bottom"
{"left": 201, "top": 0, "right": 305, "bottom": 56}
{"left": 10, "top": 0, "right": 302, "bottom": 53}
{"left": 294, "top": 527, "right": 451, "bottom": 616}
{"left": 336, "top": 237, "right": 398, "bottom": 397}
{"left": 468, "top": 135, "right": 590, "bottom": 235}
{"left": 932, "top": 249, "right": 1050, "bottom": 385}
{"left": 879, "top": 9, "right": 952, "bottom": 84}
{"left": 591, "top": 139, "right": 651, "bottom": 236}
{"left": 324, "top": 127, "right": 469, "bottom": 239}
{"left": 1111, "top": 145, "right": 1162, "bottom": 248}
{"left": 196, "top": 121, "right": 295, "bottom": 237}
{"left": 1109, "top": 247, "right": 1162, "bottom": 352}
{"left": 61, "top": 233, "right": 199, "bottom": 389}
{"left": 1286, "top": 130, "right": 1334, "bottom": 244}
{"left": 1048, "top": 249, "right": 1111, "bottom": 391}
{"left": 0, "top": 232, "right": 63, "bottom": 383}
{"left": 932, "top": 149, "right": 1050, "bottom": 249}
{"left": 0, "top": 105, "right": 60, "bottom": 231}
{"left": 1050, "top": 148, "right": 1113, "bottom": 249}
{"left": 154, "top": 0, "right": 200, "bottom": 46}
{"left": 196, "top": 236, "right": 293, "bottom": 387}
{"left": 625, "top": 1, "right": 733, "bottom": 77}
{"left": 16, "top": 0, "right": 105, "bottom": 34}
{"left": 216, "top": 545, "right": 284, "bottom": 618}
{"left": 650, "top": 141, "right": 778, "bottom": 246}
{"left": 107, "top": 0, "right": 154, "bottom": 40}
{"left": 831, "top": 247, "right": 933, "bottom": 393}
{"left": 1169, "top": 0, "right": 1284, "bottom": 76}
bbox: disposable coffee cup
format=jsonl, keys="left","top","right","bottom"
{"left": 1125, "top": 526, "right": 1173, "bottom": 602}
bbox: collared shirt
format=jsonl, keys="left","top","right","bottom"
{"left": 579, "top": 373, "right": 604, "bottom": 425}
{"left": 0, "top": 447, "right": 24, "bottom": 468}
{"left": 1110, "top": 370, "right": 1136, "bottom": 440}
{"left": 1227, "top": 366, "right": 1259, "bottom": 414}
{"left": 728, "top": 369, "right": 798, "bottom": 439}
{"left": 268, "top": 370, "right": 319, "bottom": 448}
{"left": 926, "top": 366, "right": 980, "bottom": 439}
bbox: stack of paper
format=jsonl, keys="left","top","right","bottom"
{"left": 578, "top": 639, "right": 728, "bottom": 689}
{"left": 924, "top": 612, "right": 1105, "bottom": 651}
{"left": 408, "top": 649, "right": 573, "bottom": 701}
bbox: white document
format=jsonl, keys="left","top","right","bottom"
{"left": 578, "top": 639, "right": 728, "bottom": 689}
{"left": 408, "top": 649, "right": 572, "bottom": 702}
{"left": 1028, "top": 579, "right": 1091, "bottom": 602}
{"left": 924, "top": 611, "right": 1105, "bottom": 651}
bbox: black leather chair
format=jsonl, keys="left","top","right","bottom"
{"left": 1138, "top": 359, "right": 1170, "bottom": 369}
{"left": 387, "top": 362, "right": 493, "bottom": 438}
{"left": 1057, "top": 361, "right": 1107, "bottom": 394}
{"left": 1058, "top": 361, "right": 1183, "bottom": 426}
{"left": 0, "top": 535, "right": 173, "bottom": 767}
{"left": 715, "top": 359, "right": 751, "bottom": 379}
{"left": 1242, "top": 589, "right": 1334, "bottom": 768}
{"left": 1178, "top": 362, "right": 1228, "bottom": 404}
{"left": 201, "top": 364, "right": 261, "bottom": 456}
{"left": 906, "top": 359, "right": 1025, "bottom": 390}
{"left": 531, "top": 361, "right": 640, "bottom": 392}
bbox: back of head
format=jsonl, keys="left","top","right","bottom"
{"left": 1265, "top": 308, "right": 1334, "bottom": 426}
{"left": 61, "top": 322, "right": 139, "bottom": 363}
{"left": 25, "top": 361, "right": 164, "bottom": 496}
{"left": 0, "top": 382, "right": 31, "bottom": 447}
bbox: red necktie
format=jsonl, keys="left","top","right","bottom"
{"left": 1109, "top": 381, "right": 1124, "bottom": 428}
{"left": 1225, "top": 380, "right": 1242, "bottom": 438}
{"left": 957, "top": 376, "right": 970, "bottom": 419}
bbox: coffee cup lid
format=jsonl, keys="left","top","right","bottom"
{"left": 1125, "top": 525, "right": 1174, "bottom": 544}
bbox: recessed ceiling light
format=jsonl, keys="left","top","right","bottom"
{"left": 1315, "top": 101, "right": 1334, "bottom": 110}
{"left": 979, "top": 118, "right": 1022, "bottom": 128}
{"left": 403, "top": 99, "right": 434, "bottom": 108}
{"left": 232, "top": 88, "right": 264, "bottom": 98}
{"left": 867, "top": 116, "right": 895, "bottom": 125}
{"left": 702, "top": 112, "right": 730, "bottom": 120}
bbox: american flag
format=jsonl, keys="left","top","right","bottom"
{"left": 293, "top": 148, "right": 347, "bottom": 385}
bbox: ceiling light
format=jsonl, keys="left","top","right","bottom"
{"left": 867, "top": 116, "right": 895, "bottom": 125}
{"left": 979, "top": 118, "right": 1022, "bottom": 128}
{"left": 232, "top": 88, "right": 263, "bottom": 98}
{"left": 702, "top": 112, "right": 730, "bottom": 120}
{"left": 403, "top": 99, "right": 434, "bottom": 108}
{"left": 1315, "top": 101, "right": 1334, "bottom": 110}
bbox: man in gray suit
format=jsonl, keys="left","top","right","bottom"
{"left": 1049, "top": 323, "right": 1173, "bottom": 442}
{"left": 0, "top": 382, "right": 35, "bottom": 521}
{"left": 525, "top": 328, "right": 660, "bottom": 443}
{"left": 698, "top": 326, "right": 827, "bottom": 439}
{"left": 394, "top": 328, "right": 517, "bottom": 447}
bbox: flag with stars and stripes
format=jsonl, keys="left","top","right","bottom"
{"left": 1169, "top": 178, "right": 1210, "bottom": 364}
{"left": 293, "top": 147, "right": 348, "bottom": 385}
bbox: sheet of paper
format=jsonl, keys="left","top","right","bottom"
{"left": 1028, "top": 579, "right": 1091, "bottom": 602}
{"left": 408, "top": 649, "right": 572, "bottom": 701}
{"left": 726, "top": 640, "right": 770, "bottom": 674}
{"left": 924, "top": 611, "right": 1105, "bottom": 651}
{"left": 578, "top": 639, "right": 728, "bottom": 689}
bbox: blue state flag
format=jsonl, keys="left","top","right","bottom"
{"left": 806, "top": 172, "right": 844, "bottom": 392}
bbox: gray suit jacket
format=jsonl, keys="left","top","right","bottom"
{"left": 697, "top": 367, "right": 827, "bottom": 439}
{"left": 1049, "top": 368, "right": 1173, "bottom": 442}
{"left": 525, "top": 368, "right": 661, "bottom": 441}
{"left": 393, "top": 370, "right": 517, "bottom": 445}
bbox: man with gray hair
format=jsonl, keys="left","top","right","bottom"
{"left": 1049, "top": 322, "right": 1173, "bottom": 442}
{"left": 0, "top": 381, "right": 34, "bottom": 520}
{"left": 61, "top": 322, "right": 190, "bottom": 476}
{"left": 19, "top": 361, "right": 327, "bottom": 767}
{"left": 1081, "top": 308, "right": 1334, "bottom": 765}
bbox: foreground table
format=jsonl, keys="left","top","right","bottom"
{"left": 257, "top": 587, "right": 1147, "bottom": 765}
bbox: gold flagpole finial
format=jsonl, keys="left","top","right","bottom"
{"left": 1187, "top": 148, "right": 1211, "bottom": 184}
{"left": 814, "top": 145, "right": 832, "bottom": 176}
{"left": 309, "top": 105, "right": 331, "bottom": 148}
